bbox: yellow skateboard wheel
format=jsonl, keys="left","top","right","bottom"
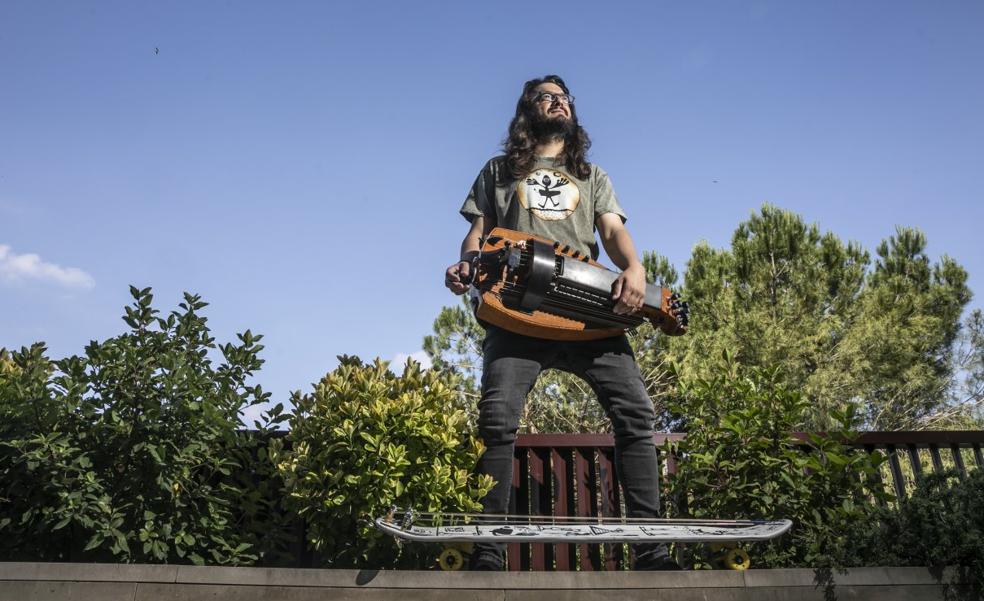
{"left": 438, "top": 547, "right": 465, "bottom": 571}
{"left": 722, "top": 547, "right": 750, "bottom": 571}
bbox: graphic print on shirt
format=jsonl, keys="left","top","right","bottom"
{"left": 517, "top": 168, "right": 580, "bottom": 221}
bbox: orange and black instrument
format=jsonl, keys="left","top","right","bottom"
{"left": 468, "top": 228, "right": 689, "bottom": 341}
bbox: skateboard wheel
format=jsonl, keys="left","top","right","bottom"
{"left": 438, "top": 547, "right": 465, "bottom": 571}
{"left": 723, "top": 548, "right": 750, "bottom": 571}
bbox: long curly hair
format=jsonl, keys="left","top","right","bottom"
{"left": 502, "top": 74, "right": 592, "bottom": 182}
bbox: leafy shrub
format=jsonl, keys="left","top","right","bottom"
{"left": 0, "top": 343, "right": 121, "bottom": 560}
{"left": 0, "top": 287, "right": 285, "bottom": 565}
{"left": 274, "top": 356, "right": 493, "bottom": 568}
{"left": 664, "top": 354, "right": 889, "bottom": 569}
{"left": 851, "top": 469, "right": 984, "bottom": 597}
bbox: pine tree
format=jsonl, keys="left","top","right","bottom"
{"left": 670, "top": 206, "right": 973, "bottom": 430}
{"left": 842, "top": 228, "right": 972, "bottom": 428}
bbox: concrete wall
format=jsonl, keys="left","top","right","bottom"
{"left": 0, "top": 562, "right": 967, "bottom": 601}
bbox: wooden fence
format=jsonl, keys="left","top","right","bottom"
{"left": 505, "top": 431, "right": 984, "bottom": 572}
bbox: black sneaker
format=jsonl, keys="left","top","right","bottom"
{"left": 467, "top": 549, "right": 505, "bottom": 571}
{"left": 633, "top": 555, "right": 682, "bottom": 571}
{"left": 633, "top": 544, "right": 682, "bottom": 571}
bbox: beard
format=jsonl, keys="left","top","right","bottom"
{"left": 530, "top": 111, "right": 577, "bottom": 143}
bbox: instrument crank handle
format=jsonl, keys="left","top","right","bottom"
{"left": 461, "top": 258, "right": 477, "bottom": 286}
{"left": 459, "top": 249, "right": 494, "bottom": 288}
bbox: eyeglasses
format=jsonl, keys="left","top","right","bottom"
{"left": 533, "top": 92, "right": 574, "bottom": 105}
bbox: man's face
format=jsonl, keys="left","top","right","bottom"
{"left": 532, "top": 82, "right": 573, "bottom": 122}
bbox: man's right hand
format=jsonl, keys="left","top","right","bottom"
{"left": 444, "top": 260, "right": 473, "bottom": 295}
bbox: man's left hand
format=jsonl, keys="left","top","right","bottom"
{"left": 611, "top": 263, "right": 647, "bottom": 315}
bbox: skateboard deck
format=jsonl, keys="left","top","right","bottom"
{"left": 375, "top": 511, "right": 792, "bottom": 544}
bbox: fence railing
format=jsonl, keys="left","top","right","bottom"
{"left": 505, "top": 431, "right": 984, "bottom": 572}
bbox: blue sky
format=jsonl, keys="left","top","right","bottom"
{"left": 2, "top": 1, "right": 982, "bottom": 419}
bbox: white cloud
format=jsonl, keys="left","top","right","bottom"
{"left": 390, "top": 350, "right": 433, "bottom": 372}
{"left": 0, "top": 244, "right": 95, "bottom": 290}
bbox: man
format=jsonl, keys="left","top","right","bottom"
{"left": 444, "top": 75, "right": 678, "bottom": 571}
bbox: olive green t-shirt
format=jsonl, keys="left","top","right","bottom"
{"left": 459, "top": 155, "right": 626, "bottom": 260}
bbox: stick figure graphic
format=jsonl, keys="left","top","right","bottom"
{"left": 526, "top": 173, "right": 570, "bottom": 208}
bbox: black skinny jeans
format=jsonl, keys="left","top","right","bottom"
{"left": 473, "top": 326, "right": 667, "bottom": 565}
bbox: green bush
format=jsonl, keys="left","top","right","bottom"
{"left": 852, "top": 469, "right": 984, "bottom": 597}
{"left": 0, "top": 287, "right": 286, "bottom": 565}
{"left": 274, "top": 356, "right": 493, "bottom": 568}
{"left": 664, "top": 354, "right": 889, "bottom": 569}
